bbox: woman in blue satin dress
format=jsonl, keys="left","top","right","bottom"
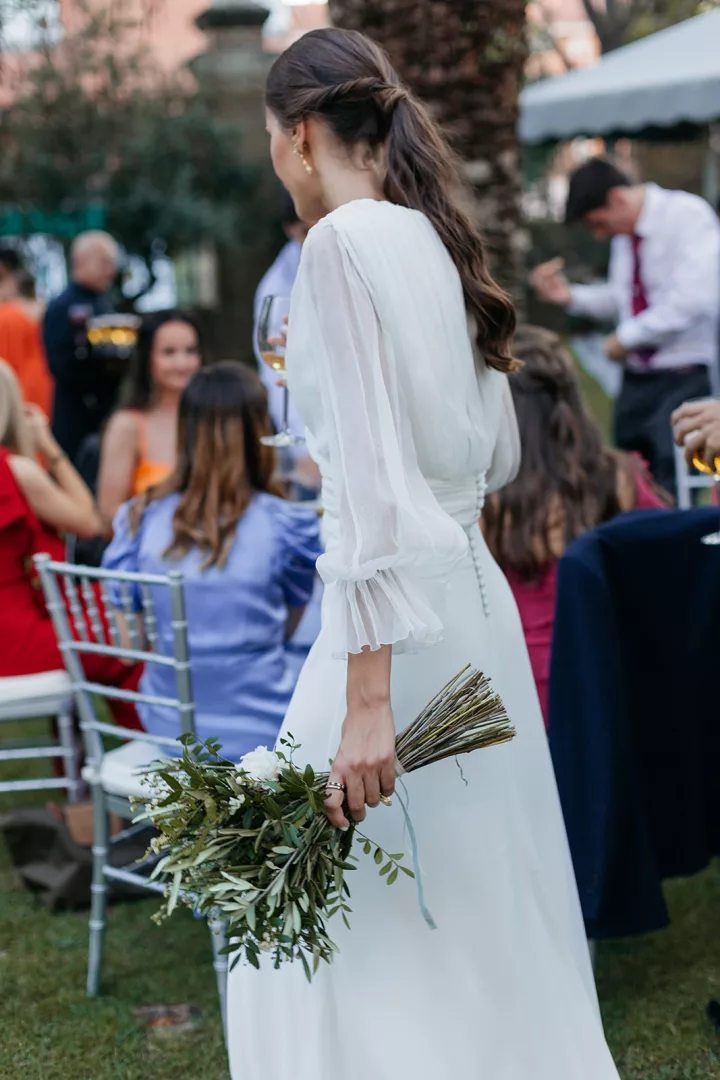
{"left": 102, "top": 361, "right": 322, "bottom": 761}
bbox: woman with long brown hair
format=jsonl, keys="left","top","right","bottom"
{"left": 102, "top": 361, "right": 321, "bottom": 760}
{"left": 227, "top": 26, "right": 620, "bottom": 1080}
{"left": 484, "top": 326, "right": 669, "bottom": 727}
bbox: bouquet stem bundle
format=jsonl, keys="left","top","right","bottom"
{"left": 395, "top": 665, "right": 515, "bottom": 773}
{"left": 138, "top": 665, "right": 514, "bottom": 980}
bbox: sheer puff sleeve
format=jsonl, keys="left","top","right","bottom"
{"left": 294, "top": 217, "right": 468, "bottom": 657}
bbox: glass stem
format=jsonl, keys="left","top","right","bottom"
{"left": 282, "top": 385, "right": 290, "bottom": 435}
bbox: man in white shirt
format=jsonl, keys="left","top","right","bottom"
{"left": 531, "top": 158, "right": 720, "bottom": 496}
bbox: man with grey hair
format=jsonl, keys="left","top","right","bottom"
{"left": 43, "top": 230, "right": 120, "bottom": 461}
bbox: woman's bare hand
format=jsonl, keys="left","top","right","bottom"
{"left": 325, "top": 699, "right": 396, "bottom": 830}
{"left": 529, "top": 258, "right": 572, "bottom": 307}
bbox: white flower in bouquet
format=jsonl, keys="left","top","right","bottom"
{"left": 228, "top": 795, "right": 246, "bottom": 811}
{"left": 238, "top": 746, "right": 281, "bottom": 783}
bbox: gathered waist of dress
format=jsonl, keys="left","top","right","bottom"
{"left": 426, "top": 473, "right": 488, "bottom": 530}
{"left": 319, "top": 468, "right": 492, "bottom": 620}
{"left": 320, "top": 470, "right": 487, "bottom": 541}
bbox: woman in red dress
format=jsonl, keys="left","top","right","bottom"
{"left": 0, "top": 359, "right": 141, "bottom": 729}
{"left": 483, "top": 327, "right": 670, "bottom": 728}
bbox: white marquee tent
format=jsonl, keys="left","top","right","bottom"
{"left": 519, "top": 9, "right": 720, "bottom": 145}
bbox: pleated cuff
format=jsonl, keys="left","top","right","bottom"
{"left": 324, "top": 568, "right": 444, "bottom": 659}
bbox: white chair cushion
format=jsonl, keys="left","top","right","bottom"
{"left": 83, "top": 738, "right": 164, "bottom": 800}
{"left": 0, "top": 669, "right": 72, "bottom": 721}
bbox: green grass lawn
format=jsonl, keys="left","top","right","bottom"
{"left": 597, "top": 868, "right": 720, "bottom": 1079}
{"left": 0, "top": 726, "right": 229, "bottom": 1080}
{"left": 3, "top": 728, "right": 720, "bottom": 1079}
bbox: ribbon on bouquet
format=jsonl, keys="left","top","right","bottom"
{"left": 394, "top": 760, "right": 437, "bottom": 931}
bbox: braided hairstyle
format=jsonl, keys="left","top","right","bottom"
{"left": 483, "top": 326, "right": 624, "bottom": 580}
{"left": 265, "top": 28, "right": 517, "bottom": 375}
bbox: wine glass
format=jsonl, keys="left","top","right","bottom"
{"left": 257, "top": 295, "right": 304, "bottom": 449}
{"left": 691, "top": 451, "right": 720, "bottom": 545}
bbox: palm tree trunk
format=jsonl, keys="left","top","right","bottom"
{"left": 328, "top": 0, "right": 528, "bottom": 293}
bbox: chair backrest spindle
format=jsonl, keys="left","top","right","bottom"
{"left": 80, "top": 576, "right": 105, "bottom": 643}
{"left": 101, "top": 581, "right": 122, "bottom": 647}
{"left": 63, "top": 574, "right": 89, "bottom": 642}
{"left": 118, "top": 581, "right": 140, "bottom": 650}
{"left": 140, "top": 583, "right": 159, "bottom": 652}
{"left": 168, "top": 571, "right": 195, "bottom": 737}
{"left": 32, "top": 556, "right": 195, "bottom": 768}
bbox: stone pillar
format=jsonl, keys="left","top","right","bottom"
{"left": 189, "top": 1, "right": 284, "bottom": 363}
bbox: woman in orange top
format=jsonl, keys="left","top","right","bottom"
{"left": 0, "top": 269, "right": 52, "bottom": 416}
{"left": 97, "top": 310, "right": 203, "bottom": 535}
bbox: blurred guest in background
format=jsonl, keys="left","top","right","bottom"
{"left": 103, "top": 361, "right": 321, "bottom": 761}
{"left": 673, "top": 396, "right": 720, "bottom": 468}
{"left": 0, "top": 360, "right": 141, "bottom": 729}
{"left": 483, "top": 327, "right": 669, "bottom": 726}
{"left": 253, "top": 195, "right": 322, "bottom": 669}
{"left": 97, "top": 310, "right": 203, "bottom": 535}
{"left": 531, "top": 158, "right": 720, "bottom": 496}
{"left": 253, "top": 194, "right": 307, "bottom": 443}
{"left": 0, "top": 246, "right": 22, "bottom": 301}
{"left": 253, "top": 194, "right": 320, "bottom": 497}
{"left": 14, "top": 268, "right": 45, "bottom": 323}
{"left": 43, "top": 231, "right": 120, "bottom": 463}
{"left": 0, "top": 268, "right": 52, "bottom": 416}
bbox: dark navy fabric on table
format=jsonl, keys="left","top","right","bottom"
{"left": 549, "top": 508, "right": 720, "bottom": 939}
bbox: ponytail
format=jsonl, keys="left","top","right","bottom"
{"left": 384, "top": 94, "right": 517, "bottom": 373}
{"left": 266, "top": 27, "right": 518, "bottom": 374}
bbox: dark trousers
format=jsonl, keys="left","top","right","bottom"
{"left": 614, "top": 367, "right": 711, "bottom": 498}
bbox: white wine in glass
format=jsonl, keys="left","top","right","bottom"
{"left": 691, "top": 453, "right": 720, "bottom": 545}
{"left": 260, "top": 350, "right": 286, "bottom": 376}
{"left": 257, "top": 295, "right": 304, "bottom": 449}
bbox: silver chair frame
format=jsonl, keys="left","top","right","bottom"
{"left": 0, "top": 676, "right": 81, "bottom": 801}
{"left": 34, "top": 554, "right": 228, "bottom": 1039}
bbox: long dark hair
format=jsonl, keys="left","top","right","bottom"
{"left": 266, "top": 28, "right": 517, "bottom": 374}
{"left": 484, "top": 326, "right": 633, "bottom": 580}
{"left": 129, "top": 362, "right": 281, "bottom": 569}
{"left": 125, "top": 309, "right": 204, "bottom": 410}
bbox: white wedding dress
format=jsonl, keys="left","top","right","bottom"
{"left": 227, "top": 200, "right": 619, "bottom": 1079}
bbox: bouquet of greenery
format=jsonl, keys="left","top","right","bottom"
{"left": 136, "top": 666, "right": 514, "bottom": 980}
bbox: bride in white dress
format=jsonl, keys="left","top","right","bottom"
{"left": 228, "top": 27, "right": 620, "bottom": 1080}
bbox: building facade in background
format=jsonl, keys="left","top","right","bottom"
{"left": 4, "top": 0, "right": 598, "bottom": 84}
{"left": 0, "top": 0, "right": 329, "bottom": 69}
{"left": 527, "top": 0, "right": 599, "bottom": 78}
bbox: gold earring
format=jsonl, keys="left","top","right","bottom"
{"left": 293, "top": 142, "right": 313, "bottom": 175}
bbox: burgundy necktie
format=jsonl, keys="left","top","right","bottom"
{"left": 630, "top": 234, "right": 655, "bottom": 367}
